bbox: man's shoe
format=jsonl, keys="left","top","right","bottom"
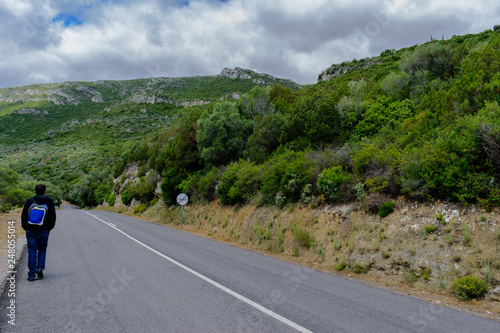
{"left": 27, "top": 277, "right": 35, "bottom": 281}
{"left": 36, "top": 270, "right": 44, "bottom": 279}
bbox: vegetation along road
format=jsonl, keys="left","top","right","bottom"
{"left": 0, "top": 205, "right": 498, "bottom": 332}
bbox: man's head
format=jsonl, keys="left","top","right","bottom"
{"left": 35, "top": 184, "right": 46, "bottom": 195}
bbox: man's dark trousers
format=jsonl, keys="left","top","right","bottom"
{"left": 26, "top": 229, "right": 50, "bottom": 279}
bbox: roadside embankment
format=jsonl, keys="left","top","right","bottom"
{"left": 104, "top": 197, "right": 500, "bottom": 321}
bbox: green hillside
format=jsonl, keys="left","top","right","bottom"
{"left": 109, "top": 29, "right": 500, "bottom": 211}
{"left": 0, "top": 68, "right": 302, "bottom": 208}
{"left": 1, "top": 29, "right": 500, "bottom": 213}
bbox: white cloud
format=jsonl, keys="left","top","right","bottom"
{"left": 0, "top": 0, "right": 499, "bottom": 87}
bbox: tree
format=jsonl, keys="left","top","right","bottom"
{"left": 238, "top": 85, "right": 275, "bottom": 118}
{"left": 244, "top": 113, "right": 283, "bottom": 163}
{"left": 196, "top": 101, "right": 254, "bottom": 167}
{"left": 336, "top": 79, "right": 368, "bottom": 130}
{"left": 171, "top": 110, "right": 202, "bottom": 172}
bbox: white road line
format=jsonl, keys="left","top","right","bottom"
{"left": 83, "top": 211, "right": 314, "bottom": 333}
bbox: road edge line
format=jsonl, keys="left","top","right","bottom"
{"left": 82, "top": 211, "right": 314, "bottom": 333}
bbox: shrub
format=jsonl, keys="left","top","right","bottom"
{"left": 133, "top": 204, "right": 148, "bottom": 215}
{"left": 301, "top": 184, "right": 316, "bottom": 204}
{"left": 422, "top": 268, "right": 432, "bottom": 280}
{"left": 94, "top": 184, "right": 111, "bottom": 205}
{"left": 365, "top": 193, "right": 385, "bottom": 214}
{"left": 378, "top": 201, "right": 394, "bottom": 219}
{"left": 197, "top": 167, "right": 221, "bottom": 201}
{"left": 451, "top": 275, "right": 488, "bottom": 301}
{"left": 275, "top": 192, "right": 286, "bottom": 208}
{"left": 5, "top": 188, "right": 33, "bottom": 206}
{"left": 216, "top": 160, "right": 261, "bottom": 205}
{"left": 436, "top": 212, "right": 446, "bottom": 224}
{"left": 121, "top": 187, "right": 132, "bottom": 206}
{"left": 352, "top": 262, "right": 369, "bottom": 274}
{"left": 424, "top": 225, "right": 438, "bottom": 234}
{"left": 381, "top": 71, "right": 410, "bottom": 98}
{"left": 0, "top": 168, "right": 20, "bottom": 193}
{"left": 106, "top": 193, "right": 116, "bottom": 206}
{"left": 364, "top": 176, "right": 389, "bottom": 193}
{"left": 260, "top": 151, "right": 314, "bottom": 205}
{"left": 0, "top": 196, "right": 12, "bottom": 213}
{"left": 399, "top": 41, "right": 453, "bottom": 87}
{"left": 317, "top": 166, "right": 352, "bottom": 204}
{"left": 130, "top": 179, "right": 156, "bottom": 203}
{"left": 354, "top": 182, "right": 367, "bottom": 204}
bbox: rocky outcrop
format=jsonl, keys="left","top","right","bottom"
{"left": 178, "top": 100, "right": 210, "bottom": 107}
{"left": 220, "top": 67, "right": 254, "bottom": 79}
{"left": 319, "top": 59, "right": 381, "bottom": 82}
{"left": 130, "top": 93, "right": 168, "bottom": 104}
{"left": 13, "top": 108, "right": 48, "bottom": 115}
{"left": 490, "top": 286, "right": 500, "bottom": 302}
{"left": 0, "top": 83, "right": 104, "bottom": 105}
{"left": 220, "top": 67, "right": 302, "bottom": 89}
{"left": 319, "top": 66, "right": 352, "bottom": 82}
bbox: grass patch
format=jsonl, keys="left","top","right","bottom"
{"left": 404, "top": 270, "right": 419, "bottom": 285}
{"left": 421, "top": 268, "right": 431, "bottom": 281}
{"left": 253, "top": 225, "right": 265, "bottom": 245}
{"left": 291, "top": 223, "right": 315, "bottom": 249}
{"left": 462, "top": 225, "right": 472, "bottom": 247}
{"left": 423, "top": 225, "right": 438, "bottom": 234}
{"left": 335, "top": 260, "right": 345, "bottom": 271}
{"left": 351, "top": 262, "right": 370, "bottom": 274}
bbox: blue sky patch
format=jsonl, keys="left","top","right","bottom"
{"left": 177, "top": 0, "right": 229, "bottom": 7}
{"left": 53, "top": 14, "right": 83, "bottom": 27}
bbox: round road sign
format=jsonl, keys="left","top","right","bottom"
{"left": 176, "top": 193, "right": 189, "bottom": 206}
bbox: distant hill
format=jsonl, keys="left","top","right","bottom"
{"left": 0, "top": 67, "right": 301, "bottom": 144}
{"left": 0, "top": 67, "right": 301, "bottom": 109}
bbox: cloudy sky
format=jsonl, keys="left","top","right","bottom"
{"left": 1, "top": 0, "right": 499, "bottom": 88}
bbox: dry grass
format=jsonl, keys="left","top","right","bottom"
{"left": 130, "top": 198, "right": 500, "bottom": 321}
{"left": 0, "top": 208, "right": 26, "bottom": 283}
{"left": 0, "top": 208, "right": 25, "bottom": 254}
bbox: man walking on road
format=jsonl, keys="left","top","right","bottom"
{"left": 21, "top": 184, "right": 57, "bottom": 281}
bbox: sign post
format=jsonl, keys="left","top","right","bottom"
{"left": 176, "top": 193, "right": 189, "bottom": 226}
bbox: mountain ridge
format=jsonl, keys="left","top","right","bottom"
{"left": 0, "top": 67, "right": 302, "bottom": 109}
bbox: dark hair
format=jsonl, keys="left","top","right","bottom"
{"left": 35, "top": 184, "right": 46, "bottom": 195}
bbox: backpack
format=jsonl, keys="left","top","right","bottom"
{"left": 28, "top": 200, "right": 49, "bottom": 226}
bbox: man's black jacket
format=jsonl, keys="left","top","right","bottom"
{"left": 21, "top": 195, "right": 57, "bottom": 231}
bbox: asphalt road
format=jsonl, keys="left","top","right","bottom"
{"left": 1, "top": 205, "right": 499, "bottom": 332}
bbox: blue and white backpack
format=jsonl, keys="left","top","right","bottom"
{"left": 28, "top": 200, "right": 48, "bottom": 226}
